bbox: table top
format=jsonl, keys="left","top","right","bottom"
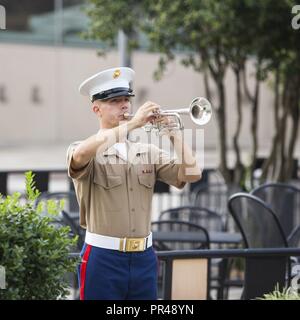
{"left": 152, "top": 231, "right": 242, "bottom": 245}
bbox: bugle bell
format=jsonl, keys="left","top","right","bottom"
{"left": 123, "top": 96, "right": 212, "bottom": 132}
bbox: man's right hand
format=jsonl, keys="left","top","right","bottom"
{"left": 129, "top": 101, "right": 160, "bottom": 129}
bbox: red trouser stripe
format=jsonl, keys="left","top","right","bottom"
{"left": 80, "top": 244, "right": 92, "bottom": 300}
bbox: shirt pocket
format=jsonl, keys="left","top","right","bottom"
{"left": 93, "top": 170, "right": 122, "bottom": 189}
{"left": 137, "top": 174, "right": 155, "bottom": 210}
{"left": 93, "top": 172, "right": 123, "bottom": 211}
{"left": 138, "top": 174, "right": 154, "bottom": 188}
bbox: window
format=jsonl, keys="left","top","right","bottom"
{"left": 0, "top": 0, "right": 100, "bottom": 47}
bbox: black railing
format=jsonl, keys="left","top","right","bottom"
{"left": 0, "top": 169, "right": 67, "bottom": 195}
{"left": 156, "top": 248, "right": 300, "bottom": 300}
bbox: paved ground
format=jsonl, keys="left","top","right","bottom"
{"left": 0, "top": 143, "right": 231, "bottom": 171}
{"left": 0, "top": 144, "right": 69, "bottom": 171}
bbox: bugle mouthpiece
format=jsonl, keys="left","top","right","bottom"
{"left": 123, "top": 112, "right": 131, "bottom": 119}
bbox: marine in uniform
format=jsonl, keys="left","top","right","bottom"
{"left": 67, "top": 67, "right": 202, "bottom": 300}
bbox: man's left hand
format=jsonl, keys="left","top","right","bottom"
{"left": 153, "top": 115, "right": 179, "bottom": 136}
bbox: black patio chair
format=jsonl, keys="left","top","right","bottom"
{"left": 228, "top": 193, "right": 291, "bottom": 298}
{"left": 158, "top": 206, "right": 232, "bottom": 299}
{"left": 35, "top": 191, "right": 83, "bottom": 250}
{"left": 288, "top": 225, "right": 300, "bottom": 248}
{"left": 159, "top": 206, "right": 225, "bottom": 231}
{"left": 151, "top": 220, "right": 210, "bottom": 251}
{"left": 190, "top": 182, "right": 229, "bottom": 228}
{"left": 61, "top": 210, "right": 85, "bottom": 250}
{"left": 288, "top": 224, "right": 300, "bottom": 267}
{"left": 151, "top": 220, "right": 211, "bottom": 299}
{"left": 251, "top": 182, "right": 300, "bottom": 238}
{"left": 228, "top": 192, "right": 288, "bottom": 248}
{"left": 36, "top": 191, "right": 79, "bottom": 213}
{"left": 190, "top": 169, "right": 227, "bottom": 192}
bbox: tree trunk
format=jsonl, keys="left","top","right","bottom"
{"left": 232, "top": 67, "right": 244, "bottom": 185}
{"left": 260, "top": 65, "right": 280, "bottom": 182}
{"left": 279, "top": 73, "right": 300, "bottom": 181}
{"left": 242, "top": 62, "right": 261, "bottom": 187}
{"left": 286, "top": 107, "right": 299, "bottom": 179}
{"left": 203, "top": 68, "right": 212, "bottom": 102}
{"left": 216, "top": 78, "right": 231, "bottom": 183}
{"left": 276, "top": 76, "right": 290, "bottom": 181}
{"left": 200, "top": 49, "right": 231, "bottom": 183}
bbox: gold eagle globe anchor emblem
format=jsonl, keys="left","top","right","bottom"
{"left": 113, "top": 69, "right": 121, "bottom": 79}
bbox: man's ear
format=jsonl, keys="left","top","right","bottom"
{"left": 92, "top": 103, "right": 102, "bottom": 117}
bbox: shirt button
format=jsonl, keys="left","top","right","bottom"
{"left": 132, "top": 228, "right": 136, "bottom": 232}
{"left": 131, "top": 208, "right": 135, "bottom": 212}
{"left": 130, "top": 187, "right": 133, "bottom": 191}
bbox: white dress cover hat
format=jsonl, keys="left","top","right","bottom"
{"left": 79, "top": 67, "right": 135, "bottom": 102}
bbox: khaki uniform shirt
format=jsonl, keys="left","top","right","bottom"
{"left": 66, "top": 139, "right": 186, "bottom": 238}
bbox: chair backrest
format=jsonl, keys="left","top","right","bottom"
{"left": 287, "top": 225, "right": 300, "bottom": 248}
{"left": 159, "top": 206, "right": 224, "bottom": 231}
{"left": 251, "top": 183, "right": 300, "bottom": 237}
{"left": 36, "top": 191, "right": 79, "bottom": 213}
{"left": 36, "top": 191, "right": 82, "bottom": 250}
{"left": 61, "top": 210, "right": 85, "bottom": 249}
{"left": 190, "top": 169, "right": 226, "bottom": 191}
{"left": 151, "top": 220, "right": 210, "bottom": 251}
{"left": 228, "top": 193, "right": 288, "bottom": 248}
{"left": 191, "top": 181, "right": 228, "bottom": 218}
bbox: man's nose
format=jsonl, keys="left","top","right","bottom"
{"left": 121, "top": 102, "right": 129, "bottom": 110}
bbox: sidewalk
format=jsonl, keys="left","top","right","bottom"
{"left": 0, "top": 144, "right": 69, "bottom": 170}
{"left": 0, "top": 143, "right": 235, "bottom": 171}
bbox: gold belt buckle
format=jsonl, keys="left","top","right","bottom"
{"left": 120, "top": 238, "right": 145, "bottom": 252}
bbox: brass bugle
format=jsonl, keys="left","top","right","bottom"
{"left": 123, "top": 97, "right": 212, "bottom": 131}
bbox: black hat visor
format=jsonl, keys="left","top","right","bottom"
{"left": 92, "top": 87, "right": 135, "bottom": 102}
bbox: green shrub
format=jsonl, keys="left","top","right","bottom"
{"left": 0, "top": 171, "right": 78, "bottom": 300}
{"left": 258, "top": 284, "right": 300, "bottom": 300}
